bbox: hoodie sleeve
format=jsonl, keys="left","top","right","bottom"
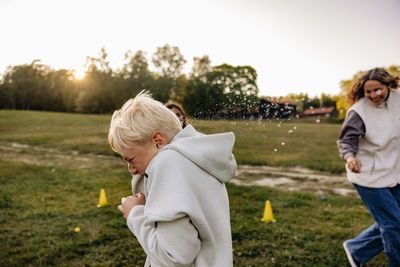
{"left": 127, "top": 206, "right": 201, "bottom": 266}
{"left": 126, "top": 150, "right": 202, "bottom": 266}
{"left": 131, "top": 174, "right": 145, "bottom": 195}
{"left": 337, "top": 110, "right": 365, "bottom": 160}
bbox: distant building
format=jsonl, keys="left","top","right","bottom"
{"left": 258, "top": 98, "right": 297, "bottom": 118}
{"left": 302, "top": 106, "right": 337, "bottom": 118}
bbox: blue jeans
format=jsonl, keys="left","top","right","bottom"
{"left": 345, "top": 183, "right": 400, "bottom": 266}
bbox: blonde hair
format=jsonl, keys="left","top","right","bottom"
{"left": 108, "top": 90, "right": 182, "bottom": 156}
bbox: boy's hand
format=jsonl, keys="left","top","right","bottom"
{"left": 118, "top": 193, "right": 146, "bottom": 219}
{"left": 346, "top": 155, "right": 362, "bottom": 173}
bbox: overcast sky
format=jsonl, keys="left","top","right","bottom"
{"left": 1, "top": 0, "right": 399, "bottom": 97}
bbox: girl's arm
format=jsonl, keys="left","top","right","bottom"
{"left": 337, "top": 111, "right": 365, "bottom": 173}
{"left": 337, "top": 111, "right": 365, "bottom": 160}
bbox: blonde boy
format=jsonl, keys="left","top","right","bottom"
{"left": 108, "top": 91, "right": 237, "bottom": 267}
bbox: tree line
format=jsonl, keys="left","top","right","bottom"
{"left": 0, "top": 44, "right": 398, "bottom": 119}
{"left": 0, "top": 45, "right": 258, "bottom": 119}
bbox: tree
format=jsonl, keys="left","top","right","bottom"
{"left": 0, "top": 66, "right": 16, "bottom": 109}
{"left": 151, "top": 44, "right": 187, "bottom": 102}
{"left": 46, "top": 69, "right": 76, "bottom": 112}
{"left": 85, "top": 47, "right": 112, "bottom": 74}
{"left": 152, "top": 44, "right": 187, "bottom": 79}
{"left": 76, "top": 48, "right": 116, "bottom": 113}
{"left": 0, "top": 61, "right": 82, "bottom": 112}
{"left": 307, "top": 96, "right": 321, "bottom": 110}
{"left": 183, "top": 76, "right": 225, "bottom": 119}
{"left": 118, "top": 50, "right": 153, "bottom": 103}
{"left": 122, "top": 50, "right": 151, "bottom": 80}
{"left": 183, "top": 64, "right": 259, "bottom": 119}
{"left": 387, "top": 65, "right": 400, "bottom": 76}
{"left": 212, "top": 64, "right": 259, "bottom": 116}
{"left": 320, "top": 93, "right": 336, "bottom": 107}
{"left": 171, "top": 74, "right": 188, "bottom": 103}
{"left": 191, "top": 55, "right": 212, "bottom": 78}
{"left": 150, "top": 76, "right": 174, "bottom": 103}
{"left": 335, "top": 94, "right": 348, "bottom": 120}
{"left": 0, "top": 60, "right": 54, "bottom": 110}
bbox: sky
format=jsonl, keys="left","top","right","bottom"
{"left": 0, "top": 0, "right": 399, "bottom": 97}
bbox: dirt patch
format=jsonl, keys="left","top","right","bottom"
{"left": 232, "top": 165, "right": 356, "bottom": 196}
{"left": 0, "top": 141, "right": 124, "bottom": 170}
{"left": 0, "top": 141, "right": 356, "bottom": 196}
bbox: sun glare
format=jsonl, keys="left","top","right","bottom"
{"left": 73, "top": 69, "right": 86, "bottom": 80}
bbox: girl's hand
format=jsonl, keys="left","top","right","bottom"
{"left": 118, "top": 193, "right": 146, "bottom": 219}
{"left": 346, "top": 155, "right": 362, "bottom": 173}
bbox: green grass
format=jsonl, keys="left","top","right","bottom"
{"left": 0, "top": 161, "right": 145, "bottom": 266}
{"left": 192, "top": 118, "right": 344, "bottom": 173}
{"left": 0, "top": 110, "right": 111, "bottom": 154}
{"left": 0, "top": 161, "right": 387, "bottom": 266}
{"left": 0, "top": 110, "right": 345, "bottom": 173}
{"left": 0, "top": 110, "right": 388, "bottom": 266}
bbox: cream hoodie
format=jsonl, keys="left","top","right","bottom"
{"left": 127, "top": 125, "right": 237, "bottom": 267}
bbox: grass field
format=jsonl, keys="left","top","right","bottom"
{"left": 0, "top": 110, "right": 387, "bottom": 266}
{"left": 0, "top": 110, "right": 345, "bottom": 173}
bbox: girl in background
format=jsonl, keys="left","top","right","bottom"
{"left": 337, "top": 67, "right": 400, "bottom": 267}
{"left": 165, "top": 101, "right": 187, "bottom": 129}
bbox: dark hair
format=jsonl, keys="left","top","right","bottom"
{"left": 165, "top": 101, "right": 187, "bottom": 128}
{"left": 347, "top": 67, "right": 399, "bottom": 105}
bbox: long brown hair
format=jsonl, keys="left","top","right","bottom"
{"left": 165, "top": 101, "right": 187, "bottom": 128}
{"left": 347, "top": 68, "right": 399, "bottom": 105}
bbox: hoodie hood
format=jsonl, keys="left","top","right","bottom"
{"left": 161, "top": 125, "right": 237, "bottom": 183}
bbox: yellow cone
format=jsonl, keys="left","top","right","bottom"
{"left": 97, "top": 189, "right": 109, "bottom": 207}
{"left": 261, "top": 200, "right": 276, "bottom": 223}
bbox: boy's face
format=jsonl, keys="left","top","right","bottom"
{"left": 123, "top": 141, "right": 159, "bottom": 175}
{"left": 364, "top": 80, "right": 389, "bottom": 106}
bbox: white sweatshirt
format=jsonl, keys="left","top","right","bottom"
{"left": 127, "top": 125, "right": 237, "bottom": 267}
{"left": 345, "top": 90, "right": 400, "bottom": 187}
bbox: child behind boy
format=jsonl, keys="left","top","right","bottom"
{"left": 108, "top": 91, "right": 237, "bottom": 267}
